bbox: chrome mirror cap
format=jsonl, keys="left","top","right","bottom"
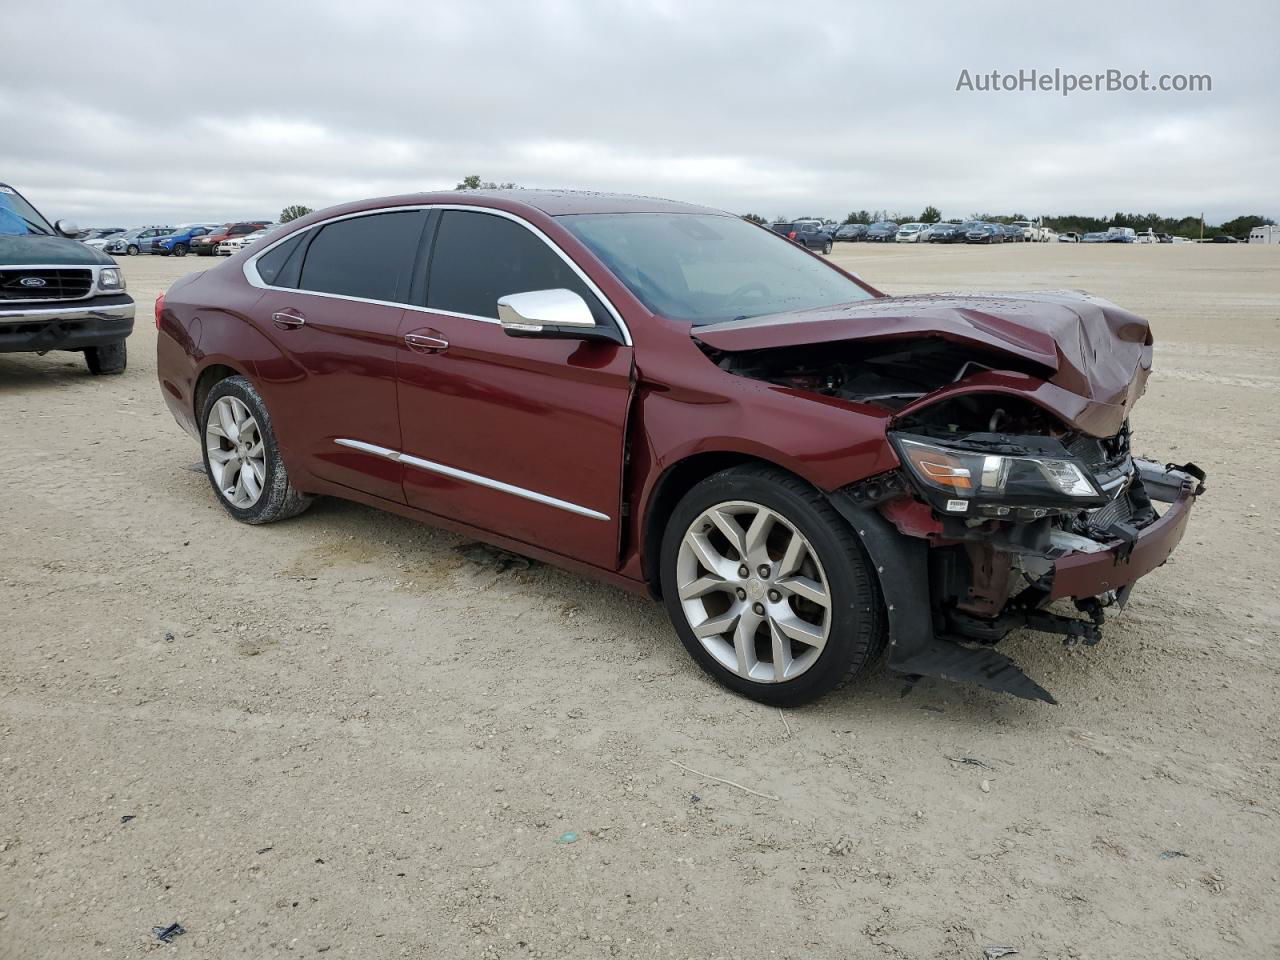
{"left": 497, "top": 289, "right": 596, "bottom": 333}
{"left": 55, "top": 219, "right": 81, "bottom": 238}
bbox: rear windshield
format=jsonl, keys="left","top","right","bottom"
{"left": 559, "top": 213, "right": 872, "bottom": 326}
{"left": 0, "top": 185, "right": 54, "bottom": 236}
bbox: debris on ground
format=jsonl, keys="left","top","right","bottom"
{"left": 120, "top": 815, "right": 136, "bottom": 824}
{"left": 455, "top": 542, "right": 532, "bottom": 572}
{"left": 983, "top": 947, "right": 1018, "bottom": 959}
{"left": 256, "top": 845, "right": 273, "bottom": 854}
{"left": 980, "top": 779, "right": 992, "bottom": 793}
{"left": 1160, "top": 849, "right": 1188, "bottom": 860}
{"left": 152, "top": 923, "right": 186, "bottom": 943}
{"left": 946, "top": 756, "right": 993, "bottom": 769}
{"left": 556, "top": 831, "right": 579, "bottom": 844}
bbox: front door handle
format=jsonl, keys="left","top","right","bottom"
{"left": 404, "top": 331, "right": 449, "bottom": 353}
{"left": 272, "top": 309, "right": 306, "bottom": 329}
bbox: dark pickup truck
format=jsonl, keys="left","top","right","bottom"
{"left": 769, "top": 221, "right": 834, "bottom": 253}
{"left": 0, "top": 182, "right": 134, "bottom": 374}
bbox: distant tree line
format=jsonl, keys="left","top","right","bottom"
{"left": 748, "top": 205, "right": 1275, "bottom": 239}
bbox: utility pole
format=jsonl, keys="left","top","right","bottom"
{"left": 1200, "top": 213, "right": 1204, "bottom": 241}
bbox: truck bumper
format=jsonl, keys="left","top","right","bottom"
{"left": 0, "top": 296, "right": 135, "bottom": 353}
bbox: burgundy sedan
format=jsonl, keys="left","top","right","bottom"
{"left": 156, "top": 190, "right": 1204, "bottom": 705}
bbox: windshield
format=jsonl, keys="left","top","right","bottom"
{"left": 559, "top": 213, "right": 873, "bottom": 325}
{"left": 0, "top": 185, "right": 55, "bottom": 236}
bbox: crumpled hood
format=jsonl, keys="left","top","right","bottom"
{"left": 0, "top": 233, "right": 115, "bottom": 266}
{"left": 693, "top": 290, "right": 1154, "bottom": 436}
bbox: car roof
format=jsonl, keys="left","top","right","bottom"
{"left": 316, "top": 189, "right": 727, "bottom": 219}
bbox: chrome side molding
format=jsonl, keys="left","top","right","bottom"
{"left": 334, "top": 439, "right": 610, "bottom": 521}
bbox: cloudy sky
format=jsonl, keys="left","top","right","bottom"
{"left": 3, "top": 0, "right": 1276, "bottom": 226}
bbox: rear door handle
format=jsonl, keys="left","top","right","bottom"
{"left": 404, "top": 331, "right": 449, "bottom": 353}
{"left": 272, "top": 309, "right": 306, "bottom": 329}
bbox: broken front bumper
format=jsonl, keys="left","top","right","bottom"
{"left": 829, "top": 459, "right": 1205, "bottom": 704}
{"left": 1049, "top": 479, "right": 1195, "bottom": 601}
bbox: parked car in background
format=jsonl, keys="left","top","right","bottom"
{"left": 1207, "top": 234, "right": 1240, "bottom": 243}
{"left": 0, "top": 181, "right": 134, "bottom": 375}
{"left": 925, "top": 223, "right": 965, "bottom": 243}
{"left": 834, "top": 223, "right": 867, "bottom": 242}
{"left": 1081, "top": 232, "right": 1109, "bottom": 243}
{"left": 104, "top": 226, "right": 175, "bottom": 256}
{"left": 1011, "top": 220, "right": 1051, "bottom": 242}
{"left": 217, "top": 224, "right": 281, "bottom": 256}
{"left": 1106, "top": 227, "right": 1136, "bottom": 243}
{"left": 1001, "top": 224, "right": 1024, "bottom": 243}
{"left": 82, "top": 228, "right": 126, "bottom": 250}
{"left": 153, "top": 223, "right": 221, "bottom": 257}
{"left": 965, "top": 223, "right": 1004, "bottom": 243}
{"left": 769, "top": 221, "right": 833, "bottom": 253}
{"left": 1058, "top": 231, "right": 1080, "bottom": 243}
{"left": 191, "top": 221, "right": 271, "bottom": 257}
{"left": 895, "top": 223, "right": 927, "bottom": 243}
{"left": 864, "top": 221, "right": 899, "bottom": 242}
{"left": 156, "top": 188, "right": 1205, "bottom": 707}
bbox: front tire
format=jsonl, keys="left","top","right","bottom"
{"left": 173, "top": 243, "right": 187, "bottom": 257}
{"left": 126, "top": 244, "right": 139, "bottom": 256}
{"left": 659, "top": 465, "right": 886, "bottom": 706}
{"left": 201, "top": 376, "right": 312, "bottom": 524}
{"left": 84, "top": 341, "right": 127, "bottom": 375}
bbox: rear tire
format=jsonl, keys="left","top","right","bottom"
{"left": 201, "top": 375, "right": 312, "bottom": 524}
{"left": 84, "top": 341, "right": 127, "bottom": 375}
{"left": 659, "top": 464, "right": 886, "bottom": 706}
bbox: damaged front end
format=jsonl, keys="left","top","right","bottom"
{"left": 696, "top": 290, "right": 1207, "bottom": 703}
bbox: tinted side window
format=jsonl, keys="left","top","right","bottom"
{"left": 426, "top": 210, "right": 608, "bottom": 324}
{"left": 298, "top": 211, "right": 425, "bottom": 302}
{"left": 255, "top": 232, "right": 308, "bottom": 287}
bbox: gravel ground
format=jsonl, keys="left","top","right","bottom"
{"left": 1, "top": 243, "right": 1277, "bottom": 959}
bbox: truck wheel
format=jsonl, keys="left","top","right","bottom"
{"left": 84, "top": 341, "right": 127, "bottom": 375}
{"left": 201, "top": 376, "right": 312, "bottom": 524}
{"left": 173, "top": 243, "right": 188, "bottom": 257}
{"left": 126, "top": 244, "right": 139, "bottom": 256}
{"left": 659, "top": 464, "right": 886, "bottom": 706}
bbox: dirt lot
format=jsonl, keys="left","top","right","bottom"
{"left": 2, "top": 243, "right": 1278, "bottom": 959}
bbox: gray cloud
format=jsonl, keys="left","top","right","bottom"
{"left": 3, "top": 0, "right": 1275, "bottom": 225}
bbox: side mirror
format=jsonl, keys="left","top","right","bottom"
{"left": 55, "top": 219, "right": 81, "bottom": 238}
{"left": 497, "top": 289, "right": 621, "bottom": 344}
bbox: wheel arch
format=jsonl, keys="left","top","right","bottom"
{"left": 641, "top": 451, "right": 822, "bottom": 597}
{"left": 193, "top": 361, "right": 251, "bottom": 425}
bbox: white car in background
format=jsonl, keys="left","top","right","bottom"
{"left": 216, "top": 224, "right": 280, "bottom": 256}
{"left": 895, "top": 222, "right": 927, "bottom": 242}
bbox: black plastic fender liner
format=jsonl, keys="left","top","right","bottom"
{"left": 827, "top": 493, "right": 1057, "bottom": 704}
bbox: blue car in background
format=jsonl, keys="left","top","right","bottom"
{"left": 151, "top": 223, "right": 221, "bottom": 257}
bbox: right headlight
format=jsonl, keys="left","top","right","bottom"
{"left": 891, "top": 433, "right": 1107, "bottom": 515}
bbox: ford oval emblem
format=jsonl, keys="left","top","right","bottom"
{"left": 19, "top": 277, "right": 47, "bottom": 287}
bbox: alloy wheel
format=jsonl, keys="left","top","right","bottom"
{"left": 676, "top": 500, "right": 831, "bottom": 683}
{"left": 205, "top": 396, "right": 267, "bottom": 508}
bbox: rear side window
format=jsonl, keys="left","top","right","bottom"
{"left": 426, "top": 210, "right": 609, "bottom": 324}
{"left": 255, "top": 232, "right": 308, "bottom": 287}
{"left": 298, "top": 211, "right": 426, "bottom": 303}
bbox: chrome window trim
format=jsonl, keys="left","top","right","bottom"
{"left": 243, "top": 204, "right": 633, "bottom": 346}
{"left": 334, "top": 438, "right": 610, "bottom": 521}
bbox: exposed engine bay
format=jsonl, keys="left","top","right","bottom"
{"left": 698, "top": 322, "right": 1205, "bottom": 702}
